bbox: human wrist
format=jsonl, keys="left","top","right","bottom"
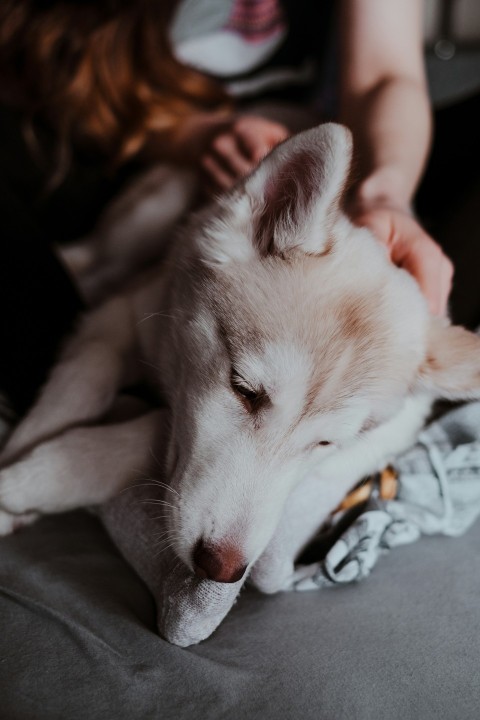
{"left": 350, "top": 167, "right": 414, "bottom": 217}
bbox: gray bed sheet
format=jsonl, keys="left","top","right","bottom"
{"left": 0, "top": 510, "right": 479, "bottom": 720}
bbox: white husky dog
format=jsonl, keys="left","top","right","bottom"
{"left": 1, "top": 124, "right": 479, "bottom": 586}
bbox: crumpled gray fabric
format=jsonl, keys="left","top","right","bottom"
{"left": 290, "top": 400, "right": 480, "bottom": 591}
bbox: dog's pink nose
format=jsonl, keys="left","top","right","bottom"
{"left": 193, "top": 539, "right": 248, "bottom": 583}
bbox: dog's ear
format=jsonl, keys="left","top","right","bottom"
{"left": 201, "top": 123, "right": 352, "bottom": 265}
{"left": 245, "top": 123, "right": 352, "bottom": 257}
{"left": 418, "top": 318, "right": 480, "bottom": 399}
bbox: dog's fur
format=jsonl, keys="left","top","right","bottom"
{"left": 1, "top": 124, "right": 480, "bottom": 585}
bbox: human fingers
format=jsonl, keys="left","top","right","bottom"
{"left": 210, "top": 132, "right": 254, "bottom": 179}
{"left": 200, "top": 153, "right": 236, "bottom": 191}
{"left": 353, "top": 208, "right": 453, "bottom": 316}
{"left": 234, "top": 117, "right": 290, "bottom": 163}
{"left": 392, "top": 229, "right": 454, "bottom": 316}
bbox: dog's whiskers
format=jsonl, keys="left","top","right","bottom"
{"left": 151, "top": 526, "right": 185, "bottom": 543}
{"left": 171, "top": 560, "right": 182, "bottom": 575}
{"left": 149, "top": 481, "right": 179, "bottom": 497}
{"left": 148, "top": 514, "right": 171, "bottom": 522}
{"left": 139, "top": 359, "right": 163, "bottom": 373}
{"left": 119, "top": 478, "right": 179, "bottom": 498}
{"left": 141, "top": 498, "right": 177, "bottom": 509}
{"left": 150, "top": 514, "right": 180, "bottom": 522}
{"left": 152, "top": 539, "right": 183, "bottom": 558}
{"left": 137, "top": 311, "right": 178, "bottom": 325}
{"left": 149, "top": 528, "right": 171, "bottom": 540}
{"left": 144, "top": 464, "right": 180, "bottom": 496}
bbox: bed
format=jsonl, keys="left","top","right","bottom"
{"left": 1, "top": 506, "right": 479, "bottom": 720}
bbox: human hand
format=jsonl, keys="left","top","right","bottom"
{"left": 201, "top": 115, "right": 290, "bottom": 191}
{"left": 351, "top": 205, "right": 453, "bottom": 316}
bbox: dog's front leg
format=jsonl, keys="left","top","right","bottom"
{"left": 1, "top": 296, "right": 138, "bottom": 466}
{"left": 0, "top": 409, "right": 164, "bottom": 534}
{"left": 250, "top": 469, "right": 359, "bottom": 594}
{"left": 60, "top": 165, "right": 196, "bottom": 304}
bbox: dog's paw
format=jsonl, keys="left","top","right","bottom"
{"left": 0, "top": 509, "right": 15, "bottom": 536}
{"left": 0, "top": 451, "right": 46, "bottom": 515}
{"left": 0, "top": 508, "right": 38, "bottom": 536}
{"left": 0, "top": 465, "right": 29, "bottom": 515}
{"left": 249, "top": 556, "right": 296, "bottom": 594}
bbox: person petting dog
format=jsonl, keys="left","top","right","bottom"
{"left": 0, "top": 0, "right": 453, "bottom": 421}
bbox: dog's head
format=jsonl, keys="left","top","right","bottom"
{"left": 164, "top": 124, "right": 480, "bottom": 581}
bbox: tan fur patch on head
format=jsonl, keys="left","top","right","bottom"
{"left": 340, "top": 296, "right": 375, "bottom": 341}
{"left": 302, "top": 292, "right": 389, "bottom": 420}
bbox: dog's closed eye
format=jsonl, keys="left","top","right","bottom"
{"left": 231, "top": 372, "right": 269, "bottom": 413}
{"left": 305, "top": 440, "right": 334, "bottom": 453}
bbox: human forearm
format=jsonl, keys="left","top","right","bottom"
{"left": 340, "top": 75, "right": 432, "bottom": 210}
{"left": 338, "top": 0, "right": 432, "bottom": 210}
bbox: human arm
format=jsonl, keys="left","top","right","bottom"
{"left": 339, "top": 0, "right": 453, "bottom": 315}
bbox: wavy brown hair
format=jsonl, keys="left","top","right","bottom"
{"left": 0, "top": 0, "right": 226, "bottom": 182}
